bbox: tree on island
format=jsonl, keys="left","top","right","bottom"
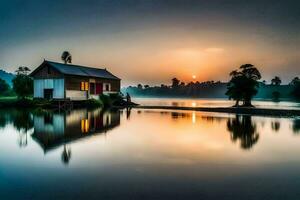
{"left": 271, "top": 76, "right": 282, "bottom": 86}
{"left": 61, "top": 51, "right": 72, "bottom": 64}
{"left": 226, "top": 64, "right": 261, "bottom": 107}
{"left": 13, "top": 67, "right": 33, "bottom": 99}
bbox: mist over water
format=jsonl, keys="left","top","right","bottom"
{"left": 133, "top": 97, "right": 300, "bottom": 110}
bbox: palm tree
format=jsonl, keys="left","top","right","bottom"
{"left": 61, "top": 51, "right": 72, "bottom": 64}
{"left": 271, "top": 76, "right": 281, "bottom": 86}
{"left": 226, "top": 64, "right": 261, "bottom": 107}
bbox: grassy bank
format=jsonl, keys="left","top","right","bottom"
{"left": 0, "top": 93, "right": 131, "bottom": 109}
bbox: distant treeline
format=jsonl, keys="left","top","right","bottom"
{"left": 122, "top": 78, "right": 296, "bottom": 100}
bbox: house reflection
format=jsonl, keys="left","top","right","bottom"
{"left": 32, "top": 109, "right": 120, "bottom": 154}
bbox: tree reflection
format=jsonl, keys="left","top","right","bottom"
{"left": 0, "top": 114, "right": 6, "bottom": 129}
{"left": 61, "top": 145, "right": 71, "bottom": 165}
{"left": 13, "top": 110, "right": 33, "bottom": 133}
{"left": 14, "top": 111, "right": 33, "bottom": 147}
{"left": 126, "top": 107, "right": 131, "bottom": 120}
{"left": 293, "top": 119, "right": 300, "bottom": 134}
{"left": 227, "top": 115, "right": 259, "bottom": 150}
{"left": 271, "top": 121, "right": 281, "bottom": 132}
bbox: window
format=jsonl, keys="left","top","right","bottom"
{"left": 103, "top": 83, "right": 110, "bottom": 91}
{"left": 80, "top": 82, "right": 89, "bottom": 91}
{"left": 80, "top": 82, "right": 85, "bottom": 91}
{"left": 81, "top": 119, "right": 89, "bottom": 133}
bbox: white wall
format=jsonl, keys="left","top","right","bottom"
{"left": 66, "top": 90, "right": 87, "bottom": 100}
{"left": 34, "top": 79, "right": 64, "bottom": 99}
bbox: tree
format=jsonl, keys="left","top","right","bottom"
{"left": 13, "top": 67, "right": 33, "bottom": 99}
{"left": 291, "top": 80, "right": 300, "bottom": 99}
{"left": 271, "top": 76, "right": 281, "bottom": 86}
{"left": 226, "top": 64, "right": 261, "bottom": 107}
{"left": 0, "top": 78, "right": 9, "bottom": 95}
{"left": 272, "top": 91, "right": 280, "bottom": 102}
{"left": 290, "top": 77, "right": 300, "bottom": 85}
{"left": 15, "top": 66, "right": 31, "bottom": 75}
{"left": 171, "top": 78, "right": 180, "bottom": 88}
{"left": 137, "top": 84, "right": 143, "bottom": 89}
{"left": 61, "top": 51, "right": 72, "bottom": 64}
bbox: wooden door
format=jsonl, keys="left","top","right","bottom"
{"left": 96, "top": 83, "right": 103, "bottom": 94}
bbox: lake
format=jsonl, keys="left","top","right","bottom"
{"left": 1, "top": 107, "right": 300, "bottom": 199}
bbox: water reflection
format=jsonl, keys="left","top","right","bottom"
{"left": 293, "top": 119, "right": 300, "bottom": 134}
{"left": 0, "top": 109, "right": 33, "bottom": 147}
{"left": 61, "top": 145, "right": 72, "bottom": 165}
{"left": 227, "top": 115, "right": 259, "bottom": 150}
{"left": 32, "top": 109, "right": 120, "bottom": 154}
{"left": 271, "top": 121, "right": 281, "bottom": 132}
{"left": 2, "top": 108, "right": 300, "bottom": 199}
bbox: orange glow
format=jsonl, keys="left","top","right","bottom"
{"left": 81, "top": 82, "right": 89, "bottom": 91}
{"left": 81, "top": 119, "right": 89, "bottom": 133}
{"left": 85, "top": 82, "right": 89, "bottom": 91}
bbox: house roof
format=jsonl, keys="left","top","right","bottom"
{"left": 31, "top": 60, "right": 120, "bottom": 80}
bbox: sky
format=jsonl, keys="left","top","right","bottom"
{"left": 0, "top": 0, "right": 299, "bottom": 86}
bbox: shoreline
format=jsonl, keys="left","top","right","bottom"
{"left": 133, "top": 105, "right": 300, "bottom": 117}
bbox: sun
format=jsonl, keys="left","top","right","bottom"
{"left": 192, "top": 75, "right": 196, "bottom": 79}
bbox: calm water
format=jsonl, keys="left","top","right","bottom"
{"left": 1, "top": 107, "right": 300, "bottom": 199}
{"left": 133, "top": 97, "right": 300, "bottom": 110}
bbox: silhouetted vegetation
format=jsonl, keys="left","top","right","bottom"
{"left": 227, "top": 115, "right": 259, "bottom": 150}
{"left": 272, "top": 91, "right": 281, "bottom": 102}
{"left": 123, "top": 64, "right": 300, "bottom": 103}
{"left": 271, "top": 76, "right": 282, "bottom": 86}
{"left": 291, "top": 78, "right": 300, "bottom": 99}
{"left": 12, "top": 67, "right": 33, "bottom": 99}
{"left": 0, "top": 78, "right": 13, "bottom": 97}
{"left": 226, "top": 64, "right": 261, "bottom": 107}
{"left": 124, "top": 80, "right": 227, "bottom": 98}
{"left": 61, "top": 51, "right": 72, "bottom": 64}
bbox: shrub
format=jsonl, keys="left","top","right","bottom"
{"left": 99, "top": 94, "right": 112, "bottom": 107}
{"left": 85, "top": 99, "right": 103, "bottom": 108}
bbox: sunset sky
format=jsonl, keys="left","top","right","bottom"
{"left": 0, "top": 0, "right": 299, "bottom": 86}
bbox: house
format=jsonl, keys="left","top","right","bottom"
{"left": 30, "top": 60, "right": 121, "bottom": 100}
